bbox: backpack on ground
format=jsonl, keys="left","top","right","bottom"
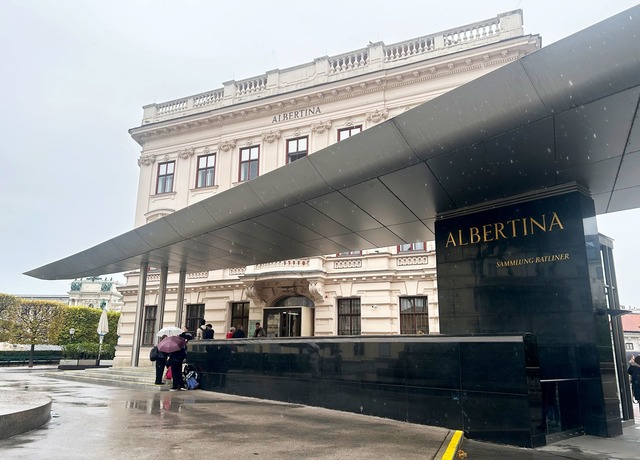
{"left": 184, "top": 364, "right": 199, "bottom": 389}
{"left": 186, "top": 371, "right": 199, "bottom": 389}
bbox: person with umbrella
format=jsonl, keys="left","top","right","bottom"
{"left": 151, "top": 335, "right": 168, "bottom": 385}
{"left": 157, "top": 334, "right": 189, "bottom": 391}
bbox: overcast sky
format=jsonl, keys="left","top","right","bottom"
{"left": 1, "top": 0, "right": 639, "bottom": 307}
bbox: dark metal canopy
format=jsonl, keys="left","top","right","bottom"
{"left": 26, "top": 6, "right": 640, "bottom": 280}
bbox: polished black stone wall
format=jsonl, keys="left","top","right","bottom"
{"left": 435, "top": 191, "right": 621, "bottom": 439}
{"left": 188, "top": 335, "right": 541, "bottom": 447}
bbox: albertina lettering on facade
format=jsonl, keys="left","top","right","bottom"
{"left": 445, "top": 212, "right": 564, "bottom": 248}
{"left": 272, "top": 107, "right": 321, "bottom": 123}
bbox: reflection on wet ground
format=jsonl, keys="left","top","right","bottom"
{"left": 0, "top": 367, "right": 451, "bottom": 460}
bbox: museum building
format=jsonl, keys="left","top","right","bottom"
{"left": 117, "top": 10, "right": 539, "bottom": 362}
{"left": 28, "top": 6, "right": 640, "bottom": 446}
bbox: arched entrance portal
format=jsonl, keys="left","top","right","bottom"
{"left": 265, "top": 296, "right": 315, "bottom": 337}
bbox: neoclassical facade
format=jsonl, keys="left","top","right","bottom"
{"left": 115, "top": 11, "right": 540, "bottom": 366}
{"left": 68, "top": 277, "right": 124, "bottom": 312}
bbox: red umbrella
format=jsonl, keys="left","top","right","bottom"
{"left": 157, "top": 335, "right": 186, "bottom": 353}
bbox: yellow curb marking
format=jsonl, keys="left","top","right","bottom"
{"left": 442, "top": 430, "right": 463, "bottom": 460}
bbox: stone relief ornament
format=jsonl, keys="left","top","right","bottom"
{"left": 219, "top": 139, "right": 237, "bottom": 152}
{"left": 245, "top": 284, "right": 266, "bottom": 307}
{"left": 366, "top": 108, "right": 389, "bottom": 124}
{"left": 262, "top": 130, "right": 281, "bottom": 143}
{"left": 178, "top": 147, "right": 195, "bottom": 159}
{"left": 137, "top": 154, "right": 156, "bottom": 166}
{"left": 311, "top": 120, "right": 332, "bottom": 134}
{"left": 308, "top": 280, "right": 325, "bottom": 302}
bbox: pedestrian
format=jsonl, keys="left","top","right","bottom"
{"left": 628, "top": 355, "right": 640, "bottom": 403}
{"left": 180, "top": 326, "right": 194, "bottom": 341}
{"left": 226, "top": 327, "right": 235, "bottom": 338}
{"left": 151, "top": 335, "right": 168, "bottom": 385}
{"left": 253, "top": 322, "right": 266, "bottom": 337}
{"left": 167, "top": 344, "right": 187, "bottom": 391}
{"left": 232, "top": 324, "right": 246, "bottom": 338}
{"left": 201, "top": 323, "right": 215, "bottom": 340}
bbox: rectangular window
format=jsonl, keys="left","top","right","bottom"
{"left": 196, "top": 153, "right": 216, "bottom": 188}
{"left": 287, "top": 136, "right": 308, "bottom": 163}
{"left": 239, "top": 146, "right": 259, "bottom": 181}
{"left": 337, "top": 125, "right": 362, "bottom": 142}
{"left": 156, "top": 161, "right": 175, "bottom": 194}
{"left": 142, "top": 305, "right": 157, "bottom": 346}
{"left": 626, "top": 343, "right": 634, "bottom": 350}
{"left": 338, "top": 298, "right": 361, "bottom": 335}
{"left": 399, "top": 242, "right": 426, "bottom": 252}
{"left": 400, "top": 297, "right": 429, "bottom": 335}
{"left": 231, "top": 302, "right": 250, "bottom": 333}
{"left": 185, "top": 304, "right": 205, "bottom": 335}
{"left": 338, "top": 250, "right": 362, "bottom": 256}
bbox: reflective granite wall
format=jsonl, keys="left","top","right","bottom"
{"left": 435, "top": 191, "right": 622, "bottom": 439}
{"left": 188, "top": 335, "right": 542, "bottom": 447}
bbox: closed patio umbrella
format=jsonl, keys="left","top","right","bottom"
{"left": 96, "top": 309, "right": 109, "bottom": 365}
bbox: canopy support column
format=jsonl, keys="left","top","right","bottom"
{"left": 131, "top": 261, "right": 148, "bottom": 367}
{"left": 157, "top": 265, "right": 169, "bottom": 334}
{"left": 175, "top": 269, "right": 186, "bottom": 328}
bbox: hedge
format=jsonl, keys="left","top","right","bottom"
{"left": 62, "top": 342, "right": 116, "bottom": 360}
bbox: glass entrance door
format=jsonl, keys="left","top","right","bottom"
{"left": 265, "top": 308, "right": 301, "bottom": 337}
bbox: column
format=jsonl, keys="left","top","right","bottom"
{"left": 175, "top": 269, "right": 186, "bottom": 327}
{"left": 130, "top": 261, "right": 148, "bottom": 367}
{"left": 157, "top": 265, "right": 169, "bottom": 332}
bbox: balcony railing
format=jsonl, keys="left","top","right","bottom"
{"left": 140, "top": 11, "right": 524, "bottom": 124}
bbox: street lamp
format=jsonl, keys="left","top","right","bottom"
{"left": 68, "top": 328, "right": 77, "bottom": 366}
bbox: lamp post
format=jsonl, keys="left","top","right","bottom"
{"left": 69, "top": 328, "right": 76, "bottom": 366}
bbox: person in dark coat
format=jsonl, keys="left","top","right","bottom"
{"left": 154, "top": 335, "right": 168, "bottom": 385}
{"left": 232, "top": 324, "right": 246, "bottom": 338}
{"left": 628, "top": 355, "right": 640, "bottom": 403}
{"left": 201, "top": 324, "right": 214, "bottom": 339}
{"left": 253, "top": 322, "right": 266, "bottom": 337}
{"left": 179, "top": 327, "right": 194, "bottom": 341}
{"left": 168, "top": 346, "right": 187, "bottom": 391}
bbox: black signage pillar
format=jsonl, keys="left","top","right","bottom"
{"left": 435, "top": 191, "right": 622, "bottom": 438}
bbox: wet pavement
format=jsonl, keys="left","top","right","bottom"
{"left": 462, "top": 407, "right": 640, "bottom": 460}
{"left": 2, "top": 366, "right": 640, "bottom": 459}
{"left": 0, "top": 367, "right": 455, "bottom": 459}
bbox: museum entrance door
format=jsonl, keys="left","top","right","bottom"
{"left": 265, "top": 308, "right": 301, "bottom": 337}
{"left": 264, "top": 295, "right": 315, "bottom": 337}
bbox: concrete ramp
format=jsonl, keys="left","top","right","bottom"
{"left": 0, "top": 389, "right": 51, "bottom": 439}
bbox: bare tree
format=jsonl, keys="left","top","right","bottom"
{"left": 5, "top": 299, "right": 64, "bottom": 367}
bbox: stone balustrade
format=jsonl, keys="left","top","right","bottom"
{"left": 243, "top": 258, "right": 327, "bottom": 276}
{"left": 329, "top": 49, "right": 369, "bottom": 73}
{"left": 140, "top": 11, "right": 524, "bottom": 124}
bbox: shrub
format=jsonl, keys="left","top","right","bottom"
{"left": 62, "top": 342, "right": 115, "bottom": 360}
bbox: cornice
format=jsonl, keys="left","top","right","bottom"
{"left": 132, "top": 43, "right": 534, "bottom": 146}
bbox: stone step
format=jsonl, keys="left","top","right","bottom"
{"left": 43, "top": 367, "right": 171, "bottom": 391}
